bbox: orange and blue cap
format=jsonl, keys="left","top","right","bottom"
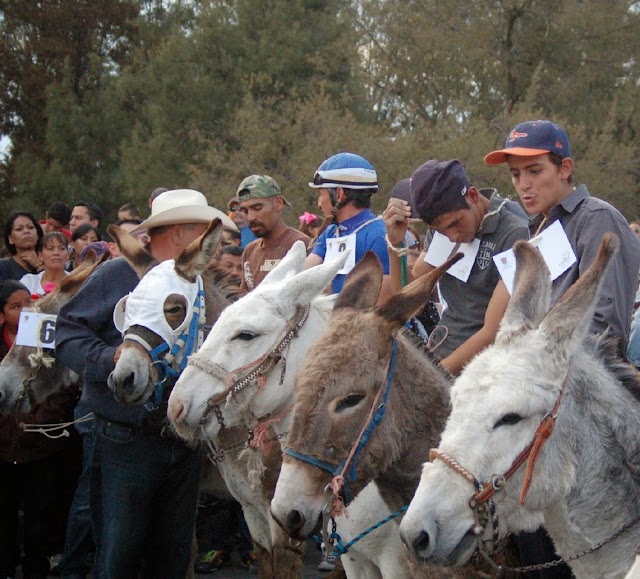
{"left": 484, "top": 120, "right": 571, "bottom": 165}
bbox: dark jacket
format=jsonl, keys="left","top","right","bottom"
{"left": 55, "top": 257, "right": 162, "bottom": 427}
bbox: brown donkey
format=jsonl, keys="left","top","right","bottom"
{"left": 0, "top": 251, "right": 109, "bottom": 414}
{"left": 271, "top": 252, "right": 517, "bottom": 577}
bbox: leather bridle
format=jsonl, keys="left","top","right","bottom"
{"left": 188, "top": 305, "right": 310, "bottom": 431}
{"left": 430, "top": 360, "right": 571, "bottom": 550}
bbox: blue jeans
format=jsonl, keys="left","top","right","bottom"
{"left": 91, "top": 416, "right": 201, "bottom": 579}
{"left": 59, "top": 401, "right": 96, "bottom": 579}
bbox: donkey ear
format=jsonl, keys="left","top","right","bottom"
{"left": 376, "top": 253, "right": 462, "bottom": 328}
{"left": 260, "top": 241, "right": 307, "bottom": 286}
{"left": 332, "top": 251, "right": 383, "bottom": 311}
{"left": 539, "top": 233, "right": 619, "bottom": 354}
{"left": 496, "top": 240, "right": 552, "bottom": 340}
{"left": 284, "top": 246, "right": 351, "bottom": 306}
{"left": 108, "top": 224, "right": 158, "bottom": 279}
{"left": 175, "top": 219, "right": 224, "bottom": 280}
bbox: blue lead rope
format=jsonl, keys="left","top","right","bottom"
{"left": 313, "top": 505, "right": 408, "bottom": 557}
{"left": 346, "top": 338, "right": 398, "bottom": 482}
{"left": 282, "top": 338, "right": 399, "bottom": 506}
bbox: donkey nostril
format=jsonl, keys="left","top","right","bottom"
{"left": 168, "top": 399, "right": 185, "bottom": 424}
{"left": 120, "top": 372, "right": 135, "bottom": 395}
{"left": 413, "top": 530, "right": 431, "bottom": 559}
{"left": 285, "top": 510, "right": 305, "bottom": 534}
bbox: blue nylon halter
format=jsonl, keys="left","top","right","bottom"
{"left": 283, "top": 338, "right": 399, "bottom": 506}
{"left": 144, "top": 283, "right": 205, "bottom": 409}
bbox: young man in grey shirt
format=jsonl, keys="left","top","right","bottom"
{"left": 485, "top": 119, "right": 640, "bottom": 351}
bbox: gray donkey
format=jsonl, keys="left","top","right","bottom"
{"left": 400, "top": 233, "right": 640, "bottom": 578}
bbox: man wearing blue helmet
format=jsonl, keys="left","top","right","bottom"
{"left": 304, "top": 152, "right": 391, "bottom": 299}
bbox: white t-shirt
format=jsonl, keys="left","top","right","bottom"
{"left": 20, "top": 271, "right": 68, "bottom": 296}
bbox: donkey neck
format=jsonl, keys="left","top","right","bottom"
{"left": 370, "top": 332, "right": 451, "bottom": 506}
{"left": 540, "top": 356, "right": 640, "bottom": 577}
{"left": 202, "top": 273, "right": 232, "bottom": 329}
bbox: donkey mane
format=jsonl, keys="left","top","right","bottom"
{"left": 204, "top": 267, "right": 246, "bottom": 303}
{"left": 399, "top": 327, "right": 452, "bottom": 383}
{"left": 588, "top": 333, "right": 640, "bottom": 402}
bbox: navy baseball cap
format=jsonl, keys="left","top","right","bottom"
{"left": 410, "top": 160, "right": 471, "bottom": 223}
{"left": 484, "top": 120, "right": 571, "bottom": 165}
{"left": 390, "top": 178, "right": 419, "bottom": 218}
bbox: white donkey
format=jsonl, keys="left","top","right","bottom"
{"left": 169, "top": 241, "right": 407, "bottom": 579}
{"left": 400, "top": 234, "right": 640, "bottom": 578}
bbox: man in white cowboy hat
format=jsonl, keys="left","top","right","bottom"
{"left": 55, "top": 189, "right": 234, "bottom": 579}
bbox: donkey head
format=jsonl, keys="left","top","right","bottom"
{"left": 107, "top": 219, "right": 223, "bottom": 405}
{"left": 0, "top": 250, "right": 108, "bottom": 415}
{"left": 168, "top": 241, "right": 349, "bottom": 442}
{"left": 271, "top": 252, "right": 460, "bottom": 540}
{"left": 399, "top": 234, "right": 620, "bottom": 566}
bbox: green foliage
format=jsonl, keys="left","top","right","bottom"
{"left": 1, "top": 0, "right": 639, "bottom": 228}
{"left": 188, "top": 91, "right": 392, "bottom": 220}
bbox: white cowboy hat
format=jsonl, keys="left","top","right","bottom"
{"left": 130, "top": 189, "right": 237, "bottom": 234}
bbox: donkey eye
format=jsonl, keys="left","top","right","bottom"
{"left": 233, "top": 331, "right": 258, "bottom": 341}
{"left": 335, "top": 394, "right": 365, "bottom": 413}
{"left": 493, "top": 413, "right": 523, "bottom": 429}
{"left": 164, "top": 305, "right": 183, "bottom": 315}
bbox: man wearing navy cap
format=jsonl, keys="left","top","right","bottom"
{"left": 486, "top": 119, "right": 640, "bottom": 348}
{"left": 384, "top": 159, "right": 528, "bottom": 375}
{"left": 305, "top": 152, "right": 391, "bottom": 299}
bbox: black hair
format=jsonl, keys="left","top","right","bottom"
{"left": 549, "top": 153, "right": 573, "bottom": 184}
{"left": 0, "top": 280, "right": 30, "bottom": 311}
{"left": 225, "top": 228, "right": 241, "bottom": 242}
{"left": 118, "top": 202, "right": 141, "bottom": 219}
{"left": 149, "top": 187, "right": 169, "bottom": 203}
{"left": 73, "top": 201, "right": 103, "bottom": 224}
{"left": 339, "top": 188, "right": 376, "bottom": 210}
{"left": 41, "top": 231, "right": 69, "bottom": 251}
{"left": 4, "top": 211, "right": 44, "bottom": 255}
{"left": 47, "top": 201, "right": 71, "bottom": 226}
{"left": 115, "top": 218, "right": 143, "bottom": 227}
{"left": 218, "top": 245, "right": 243, "bottom": 258}
{"left": 71, "top": 223, "right": 101, "bottom": 242}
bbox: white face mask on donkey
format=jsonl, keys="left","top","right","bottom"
{"left": 113, "top": 260, "right": 205, "bottom": 408}
{"left": 107, "top": 220, "right": 225, "bottom": 409}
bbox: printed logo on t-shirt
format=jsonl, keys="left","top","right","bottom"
{"left": 476, "top": 241, "right": 496, "bottom": 270}
{"left": 260, "top": 259, "right": 282, "bottom": 273}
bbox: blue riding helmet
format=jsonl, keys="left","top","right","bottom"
{"left": 309, "top": 152, "right": 378, "bottom": 191}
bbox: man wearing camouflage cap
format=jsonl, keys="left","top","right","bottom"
{"left": 237, "top": 175, "right": 309, "bottom": 290}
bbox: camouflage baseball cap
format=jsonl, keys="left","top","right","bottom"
{"left": 236, "top": 175, "right": 291, "bottom": 206}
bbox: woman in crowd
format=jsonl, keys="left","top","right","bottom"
{"left": 20, "top": 232, "right": 69, "bottom": 296}
{"left": 66, "top": 224, "right": 100, "bottom": 271}
{"left": 0, "top": 212, "right": 44, "bottom": 282}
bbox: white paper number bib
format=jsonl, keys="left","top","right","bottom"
{"left": 493, "top": 220, "right": 577, "bottom": 294}
{"left": 326, "top": 234, "right": 357, "bottom": 275}
{"left": 15, "top": 311, "right": 57, "bottom": 349}
{"left": 424, "top": 232, "right": 480, "bottom": 283}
